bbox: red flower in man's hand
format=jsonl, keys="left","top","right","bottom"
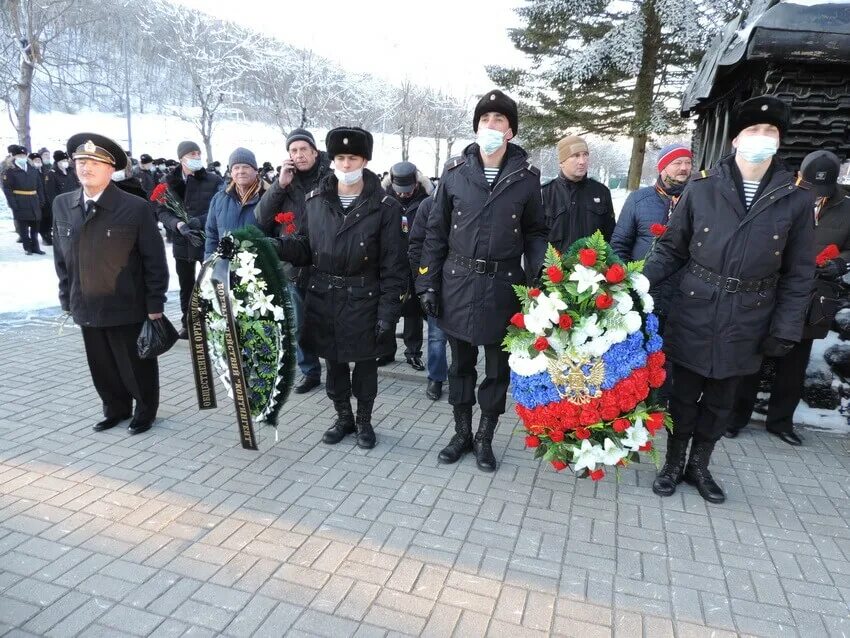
{"left": 150, "top": 183, "right": 167, "bottom": 204}
{"left": 275, "top": 211, "right": 296, "bottom": 224}
{"left": 650, "top": 223, "right": 667, "bottom": 237}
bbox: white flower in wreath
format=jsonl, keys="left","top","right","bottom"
{"left": 508, "top": 352, "right": 548, "bottom": 376}
{"left": 571, "top": 313, "right": 603, "bottom": 347}
{"left": 236, "top": 250, "right": 256, "bottom": 265}
{"left": 640, "top": 292, "right": 655, "bottom": 313}
{"left": 199, "top": 275, "right": 216, "bottom": 302}
{"left": 600, "top": 438, "right": 628, "bottom": 466}
{"left": 235, "top": 261, "right": 261, "bottom": 284}
{"left": 570, "top": 264, "right": 606, "bottom": 294}
{"left": 572, "top": 439, "right": 603, "bottom": 473}
{"left": 524, "top": 291, "right": 567, "bottom": 335}
{"left": 613, "top": 290, "right": 634, "bottom": 314}
{"left": 630, "top": 273, "right": 650, "bottom": 295}
{"left": 271, "top": 304, "right": 285, "bottom": 322}
{"left": 624, "top": 310, "right": 642, "bottom": 333}
{"left": 250, "top": 292, "right": 277, "bottom": 317}
{"left": 621, "top": 418, "right": 649, "bottom": 451}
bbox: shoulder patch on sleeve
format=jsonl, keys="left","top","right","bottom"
{"left": 525, "top": 160, "right": 540, "bottom": 177}
{"left": 381, "top": 195, "right": 395, "bottom": 206}
{"left": 418, "top": 266, "right": 429, "bottom": 275}
{"left": 794, "top": 176, "right": 811, "bottom": 190}
{"left": 693, "top": 168, "right": 717, "bottom": 181}
{"left": 444, "top": 156, "right": 466, "bottom": 171}
{"left": 306, "top": 188, "right": 320, "bottom": 200}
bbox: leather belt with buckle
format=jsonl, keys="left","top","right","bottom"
{"left": 688, "top": 262, "right": 779, "bottom": 294}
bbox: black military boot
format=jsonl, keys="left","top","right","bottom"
{"left": 438, "top": 406, "right": 473, "bottom": 463}
{"left": 322, "top": 400, "right": 355, "bottom": 444}
{"left": 683, "top": 439, "right": 726, "bottom": 503}
{"left": 473, "top": 413, "right": 499, "bottom": 472}
{"left": 355, "top": 401, "right": 376, "bottom": 449}
{"left": 652, "top": 437, "right": 689, "bottom": 497}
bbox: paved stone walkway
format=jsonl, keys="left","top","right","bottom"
{"left": 2, "top": 307, "right": 850, "bottom": 637}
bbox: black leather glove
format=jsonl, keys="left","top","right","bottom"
{"left": 419, "top": 290, "right": 440, "bottom": 318}
{"left": 761, "top": 336, "right": 795, "bottom": 358}
{"left": 187, "top": 216, "right": 204, "bottom": 231}
{"left": 180, "top": 228, "right": 204, "bottom": 248}
{"left": 375, "top": 320, "right": 392, "bottom": 339}
{"left": 817, "top": 257, "right": 847, "bottom": 281}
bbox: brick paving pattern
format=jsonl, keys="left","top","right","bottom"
{"left": 2, "top": 305, "right": 850, "bottom": 637}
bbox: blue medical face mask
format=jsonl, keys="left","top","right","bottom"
{"left": 184, "top": 158, "right": 204, "bottom": 172}
{"left": 477, "top": 127, "right": 506, "bottom": 156}
{"left": 736, "top": 135, "right": 778, "bottom": 164}
{"left": 14, "top": 158, "right": 27, "bottom": 170}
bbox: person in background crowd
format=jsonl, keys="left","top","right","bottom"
{"left": 38, "top": 147, "right": 52, "bottom": 171}
{"left": 273, "top": 127, "right": 407, "bottom": 450}
{"left": 381, "top": 160, "right": 434, "bottom": 370}
{"left": 205, "top": 147, "right": 265, "bottom": 258}
{"left": 53, "top": 133, "right": 168, "bottom": 436}
{"left": 110, "top": 162, "right": 147, "bottom": 199}
{"left": 408, "top": 193, "right": 448, "bottom": 400}
{"left": 156, "top": 140, "right": 223, "bottom": 339}
{"left": 3, "top": 144, "right": 45, "bottom": 255}
{"left": 29, "top": 152, "right": 44, "bottom": 172}
{"left": 726, "top": 150, "right": 849, "bottom": 446}
{"left": 139, "top": 153, "right": 157, "bottom": 197}
{"left": 259, "top": 161, "right": 275, "bottom": 184}
{"left": 611, "top": 143, "right": 693, "bottom": 327}
{"left": 43, "top": 150, "right": 79, "bottom": 244}
{"left": 208, "top": 160, "right": 223, "bottom": 177}
{"left": 417, "top": 89, "right": 548, "bottom": 472}
{"left": 543, "top": 135, "right": 615, "bottom": 252}
{"left": 644, "top": 96, "right": 815, "bottom": 504}
{"left": 255, "top": 127, "right": 330, "bottom": 394}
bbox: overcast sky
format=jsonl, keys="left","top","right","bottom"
{"left": 173, "top": 0, "right": 528, "bottom": 99}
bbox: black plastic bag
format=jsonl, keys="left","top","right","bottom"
{"left": 137, "top": 316, "right": 179, "bottom": 359}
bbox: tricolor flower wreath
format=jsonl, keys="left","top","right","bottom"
{"left": 196, "top": 225, "right": 297, "bottom": 424}
{"left": 504, "top": 231, "right": 671, "bottom": 480}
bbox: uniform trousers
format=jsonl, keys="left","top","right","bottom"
{"left": 81, "top": 323, "right": 159, "bottom": 422}
{"left": 447, "top": 337, "right": 510, "bottom": 416}
{"left": 727, "top": 339, "right": 813, "bottom": 435}
{"left": 175, "top": 258, "right": 201, "bottom": 328}
{"left": 325, "top": 359, "right": 378, "bottom": 403}
{"left": 668, "top": 363, "right": 740, "bottom": 443}
{"left": 17, "top": 220, "right": 40, "bottom": 253}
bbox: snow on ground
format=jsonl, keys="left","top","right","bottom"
{"left": 0, "top": 225, "right": 181, "bottom": 315}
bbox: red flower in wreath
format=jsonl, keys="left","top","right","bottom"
{"left": 551, "top": 460, "right": 568, "bottom": 472}
{"left": 645, "top": 412, "right": 665, "bottom": 436}
{"left": 605, "top": 263, "right": 626, "bottom": 284}
{"left": 578, "top": 248, "right": 597, "bottom": 266}
{"left": 510, "top": 313, "right": 525, "bottom": 329}
{"left": 533, "top": 336, "right": 549, "bottom": 351}
{"left": 589, "top": 468, "right": 605, "bottom": 481}
{"left": 546, "top": 265, "right": 564, "bottom": 283}
{"left": 595, "top": 294, "right": 614, "bottom": 310}
{"left": 558, "top": 314, "right": 573, "bottom": 330}
{"left": 549, "top": 429, "right": 565, "bottom": 443}
{"left": 528, "top": 287, "right": 541, "bottom": 298}
{"left": 525, "top": 435, "right": 540, "bottom": 448}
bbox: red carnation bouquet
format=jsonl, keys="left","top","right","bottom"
{"left": 816, "top": 244, "right": 840, "bottom": 267}
{"left": 150, "top": 182, "right": 200, "bottom": 235}
{"left": 275, "top": 211, "right": 297, "bottom": 235}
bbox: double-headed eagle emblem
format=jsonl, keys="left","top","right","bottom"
{"left": 546, "top": 354, "right": 605, "bottom": 404}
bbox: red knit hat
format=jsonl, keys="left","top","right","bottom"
{"left": 657, "top": 143, "right": 693, "bottom": 173}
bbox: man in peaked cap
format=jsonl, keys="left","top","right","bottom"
{"left": 53, "top": 132, "right": 169, "bottom": 436}
{"left": 416, "top": 89, "right": 548, "bottom": 472}
{"left": 644, "top": 95, "right": 815, "bottom": 503}
{"left": 2, "top": 143, "right": 45, "bottom": 255}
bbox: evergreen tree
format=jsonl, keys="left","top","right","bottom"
{"left": 489, "top": 0, "right": 746, "bottom": 189}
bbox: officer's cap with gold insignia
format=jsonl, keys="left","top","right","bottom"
{"left": 66, "top": 132, "right": 128, "bottom": 171}
{"left": 730, "top": 95, "right": 790, "bottom": 139}
{"left": 473, "top": 89, "right": 518, "bottom": 136}
{"left": 326, "top": 127, "right": 373, "bottom": 161}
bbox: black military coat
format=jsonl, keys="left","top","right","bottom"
{"left": 2, "top": 163, "right": 45, "bottom": 222}
{"left": 416, "top": 142, "right": 548, "bottom": 346}
{"left": 156, "top": 166, "right": 223, "bottom": 261}
{"left": 276, "top": 169, "right": 407, "bottom": 362}
{"left": 44, "top": 166, "right": 79, "bottom": 211}
{"left": 643, "top": 155, "right": 816, "bottom": 379}
{"left": 52, "top": 183, "right": 169, "bottom": 328}
{"left": 543, "top": 174, "right": 615, "bottom": 252}
{"left": 387, "top": 186, "right": 429, "bottom": 317}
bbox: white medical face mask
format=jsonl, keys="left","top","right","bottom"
{"left": 14, "top": 158, "right": 27, "bottom": 170}
{"left": 184, "top": 158, "right": 204, "bottom": 172}
{"left": 111, "top": 170, "right": 125, "bottom": 181}
{"left": 477, "top": 127, "right": 506, "bottom": 155}
{"left": 334, "top": 167, "right": 363, "bottom": 185}
{"left": 736, "top": 135, "right": 778, "bottom": 164}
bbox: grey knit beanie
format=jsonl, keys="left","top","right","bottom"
{"left": 228, "top": 147, "right": 257, "bottom": 170}
{"left": 286, "top": 128, "right": 317, "bottom": 151}
{"left": 177, "top": 140, "right": 201, "bottom": 159}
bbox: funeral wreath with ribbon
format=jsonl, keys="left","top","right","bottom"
{"left": 190, "top": 225, "right": 298, "bottom": 449}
